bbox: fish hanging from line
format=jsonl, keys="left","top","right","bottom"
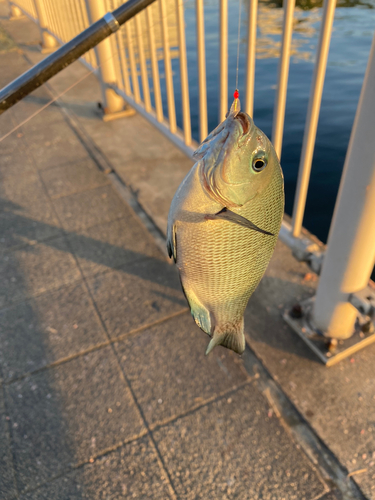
{"left": 167, "top": 92, "right": 284, "bottom": 355}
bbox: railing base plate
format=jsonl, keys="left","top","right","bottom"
{"left": 102, "top": 107, "right": 136, "bottom": 122}
{"left": 283, "top": 297, "right": 375, "bottom": 366}
{"left": 41, "top": 46, "right": 57, "bottom": 55}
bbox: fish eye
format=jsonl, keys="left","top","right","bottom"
{"left": 252, "top": 156, "right": 267, "bottom": 172}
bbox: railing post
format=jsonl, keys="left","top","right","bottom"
{"left": 86, "top": 0, "right": 131, "bottom": 119}
{"left": 33, "top": 0, "right": 58, "bottom": 53}
{"left": 312, "top": 33, "right": 375, "bottom": 339}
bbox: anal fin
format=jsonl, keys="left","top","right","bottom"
{"left": 179, "top": 280, "right": 212, "bottom": 335}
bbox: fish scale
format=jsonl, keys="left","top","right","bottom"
{"left": 167, "top": 98, "right": 284, "bottom": 355}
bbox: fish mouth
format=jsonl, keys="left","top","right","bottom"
{"left": 235, "top": 112, "right": 250, "bottom": 135}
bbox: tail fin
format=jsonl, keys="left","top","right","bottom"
{"left": 205, "top": 319, "right": 245, "bottom": 355}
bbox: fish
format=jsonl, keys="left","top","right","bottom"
{"left": 167, "top": 97, "right": 284, "bottom": 355}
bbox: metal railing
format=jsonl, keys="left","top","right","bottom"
{"left": 8, "top": 0, "right": 342, "bottom": 219}
{"left": 7, "top": 0, "right": 375, "bottom": 360}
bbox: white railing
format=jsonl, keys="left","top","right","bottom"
{"left": 8, "top": 0, "right": 375, "bottom": 349}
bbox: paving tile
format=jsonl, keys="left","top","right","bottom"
{"left": 21, "top": 436, "right": 173, "bottom": 500}
{"left": 5, "top": 347, "right": 144, "bottom": 492}
{"left": 0, "top": 144, "right": 36, "bottom": 179}
{"left": 52, "top": 185, "right": 128, "bottom": 233}
{"left": 0, "top": 236, "right": 81, "bottom": 308}
{"left": 243, "top": 240, "right": 375, "bottom": 500}
{"left": 0, "top": 171, "right": 57, "bottom": 218}
{"left": 0, "top": 17, "right": 40, "bottom": 48}
{"left": 0, "top": 50, "right": 30, "bottom": 88}
{"left": 0, "top": 390, "right": 17, "bottom": 500}
{"left": 23, "top": 120, "right": 88, "bottom": 170}
{"left": 12, "top": 98, "right": 66, "bottom": 129}
{"left": 39, "top": 159, "right": 110, "bottom": 199}
{"left": 115, "top": 313, "right": 250, "bottom": 426}
{"left": 87, "top": 257, "right": 187, "bottom": 338}
{"left": 153, "top": 384, "right": 327, "bottom": 500}
{"left": 0, "top": 172, "right": 62, "bottom": 251}
{"left": 67, "top": 216, "right": 165, "bottom": 278}
{"left": 0, "top": 282, "right": 106, "bottom": 381}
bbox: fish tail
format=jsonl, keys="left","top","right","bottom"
{"left": 205, "top": 318, "right": 245, "bottom": 355}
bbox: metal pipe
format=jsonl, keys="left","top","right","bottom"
{"left": 196, "top": 0, "right": 207, "bottom": 142}
{"left": 125, "top": 21, "right": 141, "bottom": 102}
{"left": 312, "top": 33, "right": 375, "bottom": 339}
{"left": 176, "top": 0, "right": 191, "bottom": 144}
{"left": 135, "top": 12, "right": 151, "bottom": 112}
{"left": 244, "top": 0, "right": 257, "bottom": 117}
{"left": 291, "top": 0, "right": 336, "bottom": 237}
{"left": 146, "top": 6, "right": 163, "bottom": 122}
{"left": 116, "top": 27, "right": 132, "bottom": 94}
{"left": 219, "top": 0, "right": 228, "bottom": 123}
{"left": 271, "top": 0, "right": 295, "bottom": 159}
{"left": 0, "top": 0, "right": 157, "bottom": 114}
{"left": 159, "top": 0, "right": 177, "bottom": 133}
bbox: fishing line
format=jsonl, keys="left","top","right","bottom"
{"left": 0, "top": 70, "right": 93, "bottom": 144}
{"left": 0, "top": 0, "right": 188, "bottom": 143}
{"left": 235, "top": 0, "right": 243, "bottom": 93}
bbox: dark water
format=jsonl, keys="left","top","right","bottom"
{"left": 165, "top": 0, "right": 374, "bottom": 243}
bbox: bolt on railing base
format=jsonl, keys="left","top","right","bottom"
{"left": 283, "top": 296, "right": 375, "bottom": 366}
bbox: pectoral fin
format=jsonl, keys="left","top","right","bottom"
{"left": 206, "top": 207, "right": 274, "bottom": 236}
{"left": 166, "top": 223, "right": 177, "bottom": 262}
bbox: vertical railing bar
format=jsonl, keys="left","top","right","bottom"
{"left": 176, "top": 0, "right": 191, "bottom": 144}
{"left": 51, "top": 1, "right": 61, "bottom": 40}
{"left": 80, "top": 0, "right": 97, "bottom": 68}
{"left": 271, "top": 0, "right": 295, "bottom": 159}
{"left": 146, "top": 6, "right": 163, "bottom": 122}
{"left": 70, "top": 0, "right": 87, "bottom": 66}
{"left": 135, "top": 12, "right": 152, "bottom": 112}
{"left": 74, "top": 0, "right": 90, "bottom": 66}
{"left": 244, "top": 0, "right": 257, "bottom": 117}
{"left": 196, "top": 0, "right": 207, "bottom": 141}
{"left": 68, "top": 0, "right": 79, "bottom": 40}
{"left": 291, "top": 0, "right": 337, "bottom": 238}
{"left": 159, "top": 0, "right": 177, "bottom": 133}
{"left": 109, "top": 27, "right": 124, "bottom": 89}
{"left": 58, "top": 1, "right": 68, "bottom": 42}
{"left": 45, "top": 0, "right": 57, "bottom": 40}
{"left": 219, "top": 0, "right": 228, "bottom": 123}
{"left": 116, "top": 28, "right": 132, "bottom": 94}
{"left": 44, "top": 0, "right": 56, "bottom": 40}
{"left": 126, "top": 20, "right": 141, "bottom": 102}
{"left": 61, "top": 0, "right": 70, "bottom": 42}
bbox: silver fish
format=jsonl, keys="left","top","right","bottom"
{"left": 167, "top": 98, "right": 284, "bottom": 355}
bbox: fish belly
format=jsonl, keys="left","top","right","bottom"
{"left": 177, "top": 215, "right": 277, "bottom": 332}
